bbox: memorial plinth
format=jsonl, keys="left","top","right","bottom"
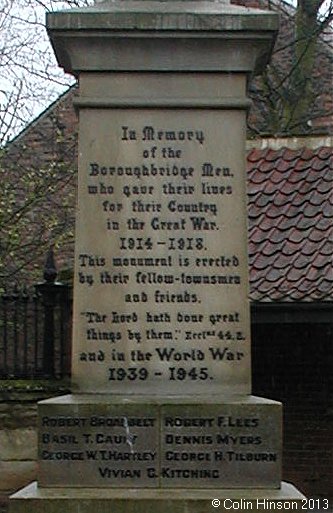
{"left": 10, "top": 1, "right": 305, "bottom": 511}
{"left": 37, "top": 395, "right": 282, "bottom": 489}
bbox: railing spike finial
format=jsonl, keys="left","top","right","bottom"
{"left": 43, "top": 246, "right": 57, "bottom": 283}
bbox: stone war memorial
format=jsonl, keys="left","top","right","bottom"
{"left": 10, "top": 0, "right": 306, "bottom": 511}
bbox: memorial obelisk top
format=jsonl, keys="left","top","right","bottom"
{"left": 47, "top": 0, "right": 278, "bottom": 76}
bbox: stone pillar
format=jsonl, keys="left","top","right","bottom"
{"left": 10, "top": 1, "right": 306, "bottom": 511}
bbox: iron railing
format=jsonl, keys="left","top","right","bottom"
{"left": 0, "top": 251, "right": 72, "bottom": 379}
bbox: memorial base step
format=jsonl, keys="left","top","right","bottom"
{"left": 9, "top": 481, "right": 306, "bottom": 513}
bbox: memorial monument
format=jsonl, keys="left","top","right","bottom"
{"left": 10, "top": 0, "right": 306, "bottom": 511}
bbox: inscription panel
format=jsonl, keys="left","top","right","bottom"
{"left": 38, "top": 399, "right": 281, "bottom": 488}
{"left": 160, "top": 404, "right": 282, "bottom": 489}
{"left": 38, "top": 403, "right": 160, "bottom": 488}
{"left": 73, "top": 109, "right": 251, "bottom": 394}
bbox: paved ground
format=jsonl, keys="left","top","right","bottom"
{"left": 1, "top": 498, "right": 331, "bottom": 513}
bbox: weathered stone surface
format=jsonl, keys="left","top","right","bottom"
{"left": 0, "top": 403, "right": 37, "bottom": 429}
{"left": 0, "top": 386, "right": 69, "bottom": 499}
{"left": 46, "top": 1, "right": 278, "bottom": 34}
{"left": 38, "top": 397, "right": 160, "bottom": 488}
{"left": 160, "top": 400, "right": 281, "bottom": 489}
{"left": 71, "top": 105, "right": 252, "bottom": 396}
{"left": 10, "top": 481, "right": 306, "bottom": 513}
{"left": 47, "top": 1, "right": 278, "bottom": 74}
{"left": 0, "top": 429, "right": 37, "bottom": 461}
{"left": 0, "top": 462, "right": 37, "bottom": 494}
{"left": 38, "top": 394, "right": 282, "bottom": 489}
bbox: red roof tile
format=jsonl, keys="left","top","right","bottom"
{"left": 247, "top": 146, "right": 333, "bottom": 302}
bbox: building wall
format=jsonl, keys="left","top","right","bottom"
{"left": 252, "top": 322, "right": 333, "bottom": 498}
{"left": 0, "top": 384, "right": 69, "bottom": 505}
{"left": 0, "top": 395, "right": 37, "bottom": 500}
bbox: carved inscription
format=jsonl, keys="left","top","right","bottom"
{"left": 39, "top": 403, "right": 281, "bottom": 488}
{"left": 160, "top": 409, "right": 280, "bottom": 488}
{"left": 39, "top": 407, "right": 160, "bottom": 488}
{"left": 73, "top": 110, "right": 251, "bottom": 393}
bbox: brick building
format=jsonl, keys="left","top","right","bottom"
{"left": 247, "top": 141, "right": 332, "bottom": 498}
